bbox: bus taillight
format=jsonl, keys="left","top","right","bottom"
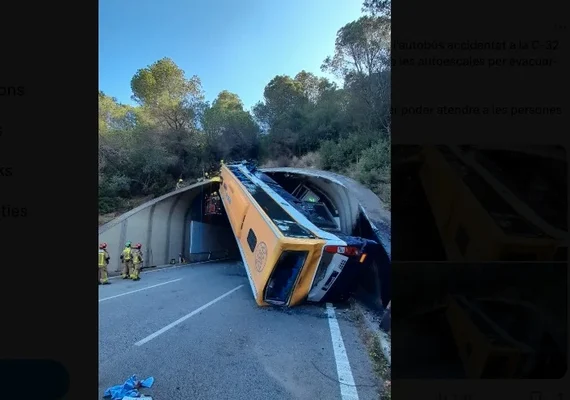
{"left": 324, "top": 245, "right": 361, "bottom": 256}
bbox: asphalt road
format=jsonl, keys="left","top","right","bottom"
{"left": 99, "top": 261, "right": 379, "bottom": 400}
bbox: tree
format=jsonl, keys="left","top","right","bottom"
{"left": 253, "top": 75, "right": 307, "bottom": 129}
{"left": 322, "top": 15, "right": 391, "bottom": 131}
{"left": 99, "top": 92, "right": 139, "bottom": 178}
{"left": 254, "top": 72, "right": 351, "bottom": 158}
{"left": 362, "top": 0, "right": 391, "bottom": 17}
{"left": 130, "top": 57, "right": 204, "bottom": 131}
{"left": 98, "top": 91, "right": 137, "bottom": 134}
{"left": 322, "top": 16, "right": 391, "bottom": 78}
{"left": 293, "top": 70, "right": 336, "bottom": 104}
{"left": 203, "top": 91, "right": 260, "bottom": 161}
{"left": 344, "top": 69, "right": 391, "bottom": 132}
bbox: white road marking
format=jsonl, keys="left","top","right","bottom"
{"left": 99, "top": 279, "right": 183, "bottom": 302}
{"left": 134, "top": 285, "right": 244, "bottom": 346}
{"left": 326, "top": 303, "right": 359, "bottom": 400}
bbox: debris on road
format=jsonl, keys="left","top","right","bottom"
{"left": 123, "top": 397, "right": 153, "bottom": 400}
{"left": 103, "top": 375, "right": 155, "bottom": 400}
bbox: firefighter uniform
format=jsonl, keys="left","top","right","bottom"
{"left": 131, "top": 243, "right": 144, "bottom": 281}
{"left": 98, "top": 243, "right": 111, "bottom": 284}
{"left": 120, "top": 242, "right": 134, "bottom": 279}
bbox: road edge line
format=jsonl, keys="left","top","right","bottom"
{"left": 326, "top": 303, "right": 360, "bottom": 400}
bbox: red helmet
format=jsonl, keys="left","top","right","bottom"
{"left": 135, "top": 243, "right": 142, "bottom": 249}
{"left": 99, "top": 243, "right": 107, "bottom": 249}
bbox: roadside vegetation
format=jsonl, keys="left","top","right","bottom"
{"left": 350, "top": 300, "right": 391, "bottom": 400}
{"left": 99, "top": 0, "right": 391, "bottom": 221}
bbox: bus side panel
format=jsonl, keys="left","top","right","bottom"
{"left": 421, "top": 146, "right": 563, "bottom": 261}
{"left": 219, "top": 168, "right": 250, "bottom": 239}
{"left": 420, "top": 146, "right": 503, "bottom": 261}
{"left": 420, "top": 146, "right": 456, "bottom": 234}
{"left": 238, "top": 206, "right": 283, "bottom": 305}
{"left": 420, "top": 146, "right": 464, "bottom": 260}
{"left": 450, "top": 180, "right": 504, "bottom": 259}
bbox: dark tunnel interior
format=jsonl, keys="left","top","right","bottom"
{"left": 184, "top": 183, "right": 240, "bottom": 263}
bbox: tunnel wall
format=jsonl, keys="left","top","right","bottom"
{"left": 99, "top": 180, "right": 219, "bottom": 274}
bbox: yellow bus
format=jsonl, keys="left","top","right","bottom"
{"left": 419, "top": 145, "right": 567, "bottom": 261}
{"left": 218, "top": 161, "right": 378, "bottom": 307}
{"left": 446, "top": 295, "right": 534, "bottom": 378}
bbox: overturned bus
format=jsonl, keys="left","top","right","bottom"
{"left": 218, "top": 161, "right": 379, "bottom": 307}
{"left": 419, "top": 145, "right": 567, "bottom": 261}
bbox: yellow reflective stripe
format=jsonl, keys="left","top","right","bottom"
{"left": 98, "top": 251, "right": 106, "bottom": 266}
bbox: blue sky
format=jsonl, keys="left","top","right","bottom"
{"left": 99, "top": 0, "right": 363, "bottom": 111}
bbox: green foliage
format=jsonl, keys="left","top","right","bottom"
{"left": 130, "top": 57, "right": 204, "bottom": 131}
{"left": 203, "top": 91, "right": 260, "bottom": 161}
{"left": 98, "top": 174, "right": 131, "bottom": 214}
{"left": 322, "top": 16, "right": 391, "bottom": 78}
{"left": 99, "top": 0, "right": 391, "bottom": 215}
{"left": 319, "top": 132, "right": 378, "bottom": 171}
{"left": 363, "top": 0, "right": 391, "bottom": 17}
{"left": 354, "top": 137, "right": 391, "bottom": 205}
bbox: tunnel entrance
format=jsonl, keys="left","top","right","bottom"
{"left": 184, "top": 183, "right": 240, "bottom": 263}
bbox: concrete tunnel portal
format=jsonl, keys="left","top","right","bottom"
{"left": 98, "top": 167, "right": 391, "bottom": 306}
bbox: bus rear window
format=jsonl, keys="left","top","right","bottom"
{"left": 264, "top": 251, "right": 308, "bottom": 305}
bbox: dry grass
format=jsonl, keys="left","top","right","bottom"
{"left": 373, "top": 183, "right": 391, "bottom": 210}
{"left": 261, "top": 151, "right": 321, "bottom": 169}
{"left": 98, "top": 195, "right": 154, "bottom": 226}
{"left": 344, "top": 167, "right": 391, "bottom": 209}
{"left": 99, "top": 213, "right": 118, "bottom": 226}
{"left": 350, "top": 304, "right": 391, "bottom": 400}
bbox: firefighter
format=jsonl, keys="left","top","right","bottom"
{"left": 131, "top": 243, "right": 144, "bottom": 281}
{"left": 120, "top": 241, "right": 133, "bottom": 279}
{"left": 176, "top": 179, "right": 184, "bottom": 190}
{"left": 98, "top": 243, "right": 111, "bottom": 285}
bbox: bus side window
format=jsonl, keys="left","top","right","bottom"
{"left": 247, "top": 228, "right": 257, "bottom": 252}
